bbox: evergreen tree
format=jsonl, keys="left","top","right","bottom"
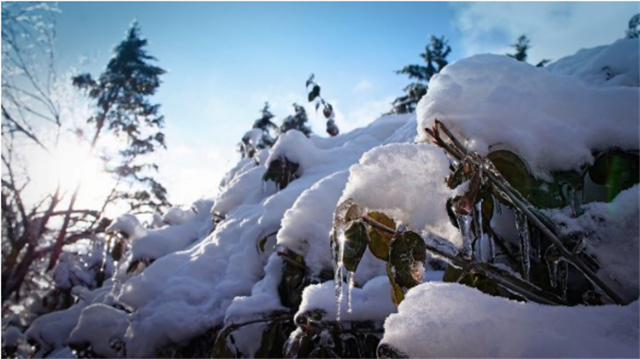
{"left": 626, "top": 13, "right": 639, "bottom": 38}
{"left": 507, "top": 34, "right": 550, "bottom": 67}
{"left": 72, "top": 22, "right": 170, "bottom": 213}
{"left": 239, "top": 102, "right": 278, "bottom": 159}
{"left": 392, "top": 35, "right": 451, "bottom": 114}
{"left": 280, "top": 103, "right": 312, "bottom": 137}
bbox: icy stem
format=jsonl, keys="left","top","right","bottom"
{"left": 515, "top": 211, "right": 531, "bottom": 281}
{"left": 456, "top": 214, "right": 473, "bottom": 259}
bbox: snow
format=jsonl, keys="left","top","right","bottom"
{"left": 297, "top": 276, "right": 396, "bottom": 323}
{"left": 17, "top": 38, "right": 639, "bottom": 358}
{"left": 2, "top": 326, "right": 23, "bottom": 347}
{"left": 68, "top": 304, "right": 128, "bottom": 358}
{"left": 416, "top": 47, "right": 639, "bottom": 180}
{"left": 25, "top": 302, "right": 86, "bottom": 355}
{"left": 546, "top": 39, "right": 640, "bottom": 88}
{"left": 108, "top": 200, "right": 213, "bottom": 262}
{"left": 544, "top": 185, "right": 640, "bottom": 298}
{"left": 113, "top": 116, "right": 415, "bottom": 357}
{"left": 340, "top": 143, "right": 462, "bottom": 248}
{"left": 277, "top": 170, "right": 350, "bottom": 276}
{"left": 382, "top": 282, "right": 639, "bottom": 358}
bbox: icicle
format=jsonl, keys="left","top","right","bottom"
{"left": 530, "top": 226, "right": 541, "bottom": 261}
{"left": 571, "top": 188, "right": 584, "bottom": 217}
{"left": 488, "top": 234, "right": 496, "bottom": 263}
{"left": 475, "top": 201, "right": 484, "bottom": 261}
{"left": 515, "top": 211, "right": 531, "bottom": 281}
{"left": 346, "top": 272, "right": 355, "bottom": 314}
{"left": 334, "top": 230, "right": 346, "bottom": 322}
{"left": 547, "top": 259, "right": 558, "bottom": 288}
{"left": 456, "top": 214, "right": 473, "bottom": 259}
{"left": 558, "top": 260, "right": 569, "bottom": 300}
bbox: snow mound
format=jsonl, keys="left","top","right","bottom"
{"left": 547, "top": 38, "right": 640, "bottom": 87}
{"left": 417, "top": 45, "right": 639, "bottom": 179}
{"left": 382, "top": 282, "right": 639, "bottom": 358}
{"left": 117, "top": 115, "right": 415, "bottom": 356}
{"left": 340, "top": 143, "right": 462, "bottom": 248}
{"left": 68, "top": 304, "right": 128, "bottom": 357}
{"left": 296, "top": 276, "right": 396, "bottom": 323}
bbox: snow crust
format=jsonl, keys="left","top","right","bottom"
{"left": 417, "top": 42, "right": 639, "bottom": 179}
{"left": 382, "top": 282, "right": 639, "bottom": 358}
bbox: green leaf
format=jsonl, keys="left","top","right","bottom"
{"left": 389, "top": 230, "right": 426, "bottom": 290}
{"left": 342, "top": 220, "right": 368, "bottom": 273}
{"left": 488, "top": 150, "right": 565, "bottom": 208}
{"left": 488, "top": 150, "right": 535, "bottom": 199}
{"left": 367, "top": 211, "right": 396, "bottom": 261}
{"left": 308, "top": 85, "right": 321, "bottom": 102}
{"left": 589, "top": 150, "right": 639, "bottom": 201}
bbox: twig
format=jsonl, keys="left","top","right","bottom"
{"left": 430, "top": 120, "right": 630, "bottom": 304}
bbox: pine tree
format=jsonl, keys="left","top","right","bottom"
{"left": 239, "top": 102, "right": 278, "bottom": 159}
{"left": 72, "top": 21, "right": 170, "bottom": 213}
{"left": 280, "top": 103, "right": 312, "bottom": 137}
{"left": 627, "top": 13, "right": 639, "bottom": 39}
{"left": 392, "top": 35, "right": 451, "bottom": 114}
{"left": 507, "top": 34, "right": 550, "bottom": 67}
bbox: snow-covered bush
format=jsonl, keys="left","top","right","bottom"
{"left": 15, "top": 38, "right": 638, "bottom": 359}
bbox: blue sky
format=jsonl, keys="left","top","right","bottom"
{"left": 53, "top": 2, "right": 638, "bottom": 204}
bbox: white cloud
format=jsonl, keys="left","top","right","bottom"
{"left": 451, "top": 2, "right": 638, "bottom": 64}
{"left": 354, "top": 78, "right": 374, "bottom": 93}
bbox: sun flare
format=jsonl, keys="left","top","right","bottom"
{"left": 45, "top": 140, "right": 115, "bottom": 208}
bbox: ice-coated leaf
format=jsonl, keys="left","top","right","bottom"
{"left": 367, "top": 211, "right": 396, "bottom": 261}
{"left": 342, "top": 220, "right": 368, "bottom": 273}
{"left": 454, "top": 171, "right": 481, "bottom": 215}
{"left": 386, "top": 263, "right": 405, "bottom": 306}
{"left": 333, "top": 199, "right": 361, "bottom": 229}
{"left": 255, "top": 319, "right": 291, "bottom": 358}
{"left": 389, "top": 230, "right": 427, "bottom": 290}
{"left": 212, "top": 326, "right": 238, "bottom": 359}
{"left": 488, "top": 150, "right": 535, "bottom": 199}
